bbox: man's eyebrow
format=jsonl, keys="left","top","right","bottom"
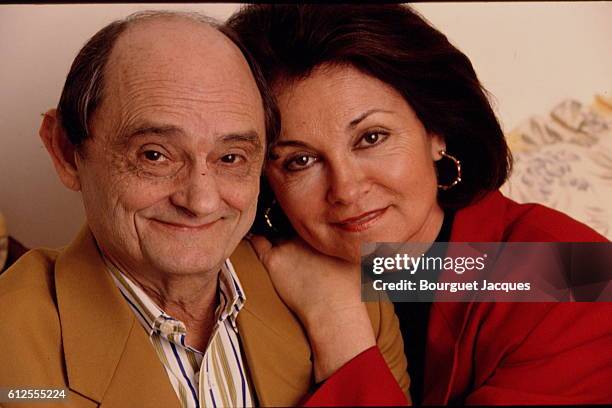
{"left": 122, "top": 125, "right": 262, "bottom": 149}
{"left": 347, "top": 109, "right": 394, "bottom": 129}
{"left": 124, "top": 124, "right": 184, "bottom": 139}
{"left": 219, "top": 131, "right": 263, "bottom": 149}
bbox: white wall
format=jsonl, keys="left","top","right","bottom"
{"left": 1, "top": 2, "right": 611, "bottom": 248}
{"left": 414, "top": 2, "right": 612, "bottom": 130}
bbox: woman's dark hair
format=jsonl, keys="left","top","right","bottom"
{"left": 226, "top": 4, "right": 512, "bottom": 236}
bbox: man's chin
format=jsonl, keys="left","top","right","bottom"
{"left": 151, "top": 258, "right": 223, "bottom": 277}
{"left": 143, "top": 245, "right": 228, "bottom": 276}
{"left": 137, "top": 222, "right": 247, "bottom": 275}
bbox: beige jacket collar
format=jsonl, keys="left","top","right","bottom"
{"left": 54, "top": 227, "right": 180, "bottom": 407}
{"left": 231, "top": 240, "right": 314, "bottom": 406}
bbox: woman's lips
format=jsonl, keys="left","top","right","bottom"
{"left": 332, "top": 207, "right": 388, "bottom": 232}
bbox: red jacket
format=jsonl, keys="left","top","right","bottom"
{"left": 308, "top": 191, "right": 612, "bottom": 406}
{"left": 426, "top": 190, "right": 612, "bottom": 405}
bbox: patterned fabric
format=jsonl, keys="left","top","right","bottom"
{"left": 106, "top": 258, "right": 254, "bottom": 408}
{"left": 502, "top": 95, "right": 612, "bottom": 239}
{"left": 0, "top": 211, "right": 7, "bottom": 270}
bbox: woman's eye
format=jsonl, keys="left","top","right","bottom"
{"left": 364, "top": 133, "right": 380, "bottom": 144}
{"left": 143, "top": 150, "right": 168, "bottom": 162}
{"left": 284, "top": 154, "right": 317, "bottom": 171}
{"left": 357, "top": 131, "right": 389, "bottom": 148}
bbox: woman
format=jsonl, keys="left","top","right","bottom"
{"left": 227, "top": 4, "right": 612, "bottom": 405}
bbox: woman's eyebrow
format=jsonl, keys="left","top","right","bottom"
{"left": 347, "top": 109, "right": 394, "bottom": 130}
{"left": 273, "top": 109, "right": 395, "bottom": 150}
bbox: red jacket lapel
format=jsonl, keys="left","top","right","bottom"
{"left": 423, "top": 191, "right": 508, "bottom": 404}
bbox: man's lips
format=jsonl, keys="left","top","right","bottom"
{"left": 331, "top": 207, "right": 388, "bottom": 232}
{"left": 150, "top": 218, "right": 219, "bottom": 231}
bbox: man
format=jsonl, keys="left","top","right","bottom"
{"left": 0, "top": 11, "right": 407, "bottom": 407}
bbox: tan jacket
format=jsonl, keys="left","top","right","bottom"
{"left": 0, "top": 227, "right": 408, "bottom": 407}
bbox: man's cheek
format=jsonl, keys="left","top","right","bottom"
{"left": 116, "top": 173, "right": 177, "bottom": 205}
{"left": 222, "top": 177, "right": 260, "bottom": 205}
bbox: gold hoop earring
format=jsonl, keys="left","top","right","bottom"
{"left": 437, "top": 150, "right": 462, "bottom": 191}
{"left": 264, "top": 200, "right": 277, "bottom": 231}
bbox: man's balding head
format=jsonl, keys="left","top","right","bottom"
{"left": 57, "top": 11, "right": 277, "bottom": 148}
{"left": 96, "top": 15, "right": 263, "bottom": 151}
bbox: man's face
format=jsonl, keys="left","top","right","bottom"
{"left": 76, "top": 18, "right": 266, "bottom": 278}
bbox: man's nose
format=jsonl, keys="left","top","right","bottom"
{"left": 170, "top": 164, "right": 222, "bottom": 217}
{"left": 326, "top": 159, "right": 370, "bottom": 206}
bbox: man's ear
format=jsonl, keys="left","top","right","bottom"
{"left": 39, "top": 109, "right": 81, "bottom": 191}
{"left": 430, "top": 132, "right": 447, "bottom": 161}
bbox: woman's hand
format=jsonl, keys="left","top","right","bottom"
{"left": 249, "top": 235, "right": 376, "bottom": 382}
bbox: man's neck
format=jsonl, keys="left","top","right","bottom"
{"left": 127, "top": 268, "right": 221, "bottom": 352}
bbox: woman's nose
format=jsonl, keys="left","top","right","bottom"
{"left": 326, "top": 160, "right": 370, "bottom": 206}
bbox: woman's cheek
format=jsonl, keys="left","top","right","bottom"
{"left": 277, "top": 179, "right": 318, "bottom": 234}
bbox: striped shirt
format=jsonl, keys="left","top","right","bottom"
{"left": 106, "top": 258, "right": 254, "bottom": 408}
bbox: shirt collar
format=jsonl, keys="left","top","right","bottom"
{"left": 104, "top": 257, "right": 246, "bottom": 338}
{"left": 217, "top": 258, "right": 246, "bottom": 330}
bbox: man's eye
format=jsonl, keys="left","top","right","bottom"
{"left": 220, "top": 153, "right": 244, "bottom": 164}
{"left": 143, "top": 150, "right": 168, "bottom": 162}
{"left": 357, "top": 131, "right": 389, "bottom": 148}
{"left": 284, "top": 154, "right": 317, "bottom": 171}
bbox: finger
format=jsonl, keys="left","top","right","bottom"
{"left": 248, "top": 234, "right": 274, "bottom": 262}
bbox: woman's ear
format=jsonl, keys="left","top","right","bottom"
{"left": 430, "top": 132, "right": 447, "bottom": 161}
{"left": 39, "top": 109, "right": 81, "bottom": 191}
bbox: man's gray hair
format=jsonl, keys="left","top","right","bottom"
{"left": 57, "top": 10, "right": 278, "bottom": 148}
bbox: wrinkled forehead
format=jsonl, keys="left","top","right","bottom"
{"left": 87, "top": 16, "right": 267, "bottom": 145}
{"left": 104, "top": 16, "right": 262, "bottom": 110}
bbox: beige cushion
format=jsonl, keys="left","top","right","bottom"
{"left": 502, "top": 96, "right": 612, "bottom": 239}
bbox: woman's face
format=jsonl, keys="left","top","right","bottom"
{"left": 267, "top": 65, "right": 445, "bottom": 262}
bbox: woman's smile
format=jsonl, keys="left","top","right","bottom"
{"left": 330, "top": 207, "right": 389, "bottom": 233}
